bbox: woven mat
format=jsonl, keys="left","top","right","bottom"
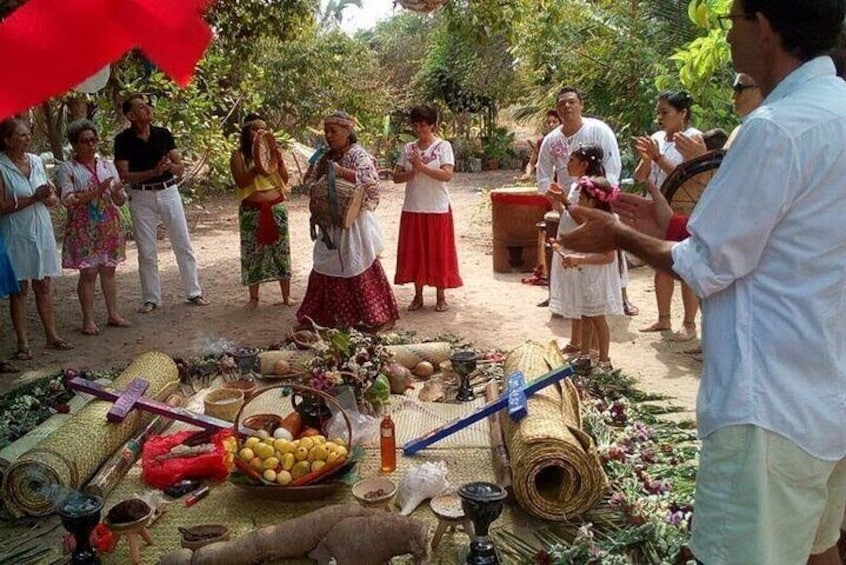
{"left": 102, "top": 446, "right": 541, "bottom": 564}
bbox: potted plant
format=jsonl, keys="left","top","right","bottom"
{"left": 482, "top": 127, "right": 516, "bottom": 171}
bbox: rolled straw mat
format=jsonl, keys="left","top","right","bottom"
{"left": 385, "top": 342, "right": 451, "bottom": 369}
{"left": 501, "top": 341, "right": 607, "bottom": 520}
{"left": 2, "top": 351, "right": 178, "bottom": 516}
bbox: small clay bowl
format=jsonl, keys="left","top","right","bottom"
{"left": 204, "top": 389, "right": 244, "bottom": 422}
{"left": 104, "top": 498, "right": 153, "bottom": 533}
{"left": 242, "top": 413, "right": 282, "bottom": 435}
{"left": 351, "top": 477, "right": 397, "bottom": 511}
{"left": 180, "top": 524, "right": 230, "bottom": 550}
{"left": 222, "top": 379, "right": 259, "bottom": 400}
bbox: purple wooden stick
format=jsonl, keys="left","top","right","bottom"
{"left": 106, "top": 378, "right": 149, "bottom": 423}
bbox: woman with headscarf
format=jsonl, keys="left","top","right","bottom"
{"left": 56, "top": 119, "right": 130, "bottom": 335}
{"left": 0, "top": 117, "right": 72, "bottom": 360}
{"left": 230, "top": 113, "right": 293, "bottom": 308}
{"left": 296, "top": 112, "right": 399, "bottom": 330}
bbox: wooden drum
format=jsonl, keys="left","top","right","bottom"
{"left": 490, "top": 187, "right": 552, "bottom": 273}
{"left": 538, "top": 210, "right": 560, "bottom": 280}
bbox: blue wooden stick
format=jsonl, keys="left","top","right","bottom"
{"left": 403, "top": 364, "right": 574, "bottom": 455}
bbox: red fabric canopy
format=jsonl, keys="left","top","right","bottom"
{"left": 0, "top": 0, "right": 213, "bottom": 120}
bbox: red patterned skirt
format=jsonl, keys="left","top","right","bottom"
{"left": 296, "top": 260, "right": 399, "bottom": 328}
{"left": 394, "top": 209, "right": 463, "bottom": 288}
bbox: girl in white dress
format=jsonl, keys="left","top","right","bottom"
{"left": 550, "top": 146, "right": 622, "bottom": 372}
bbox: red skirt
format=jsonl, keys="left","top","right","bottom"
{"left": 394, "top": 209, "right": 463, "bottom": 288}
{"left": 296, "top": 260, "right": 399, "bottom": 328}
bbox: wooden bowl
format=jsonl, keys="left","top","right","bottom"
{"left": 242, "top": 413, "right": 282, "bottom": 435}
{"left": 204, "top": 389, "right": 244, "bottom": 422}
{"left": 180, "top": 524, "right": 230, "bottom": 550}
{"left": 351, "top": 476, "right": 397, "bottom": 510}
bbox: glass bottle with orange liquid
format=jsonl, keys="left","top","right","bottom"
{"left": 380, "top": 413, "right": 396, "bottom": 473}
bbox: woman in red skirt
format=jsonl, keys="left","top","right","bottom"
{"left": 392, "top": 105, "right": 463, "bottom": 312}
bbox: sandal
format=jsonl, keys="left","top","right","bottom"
{"left": 672, "top": 324, "right": 697, "bottom": 342}
{"left": 561, "top": 343, "right": 581, "bottom": 355}
{"left": 0, "top": 360, "right": 18, "bottom": 373}
{"left": 434, "top": 301, "right": 449, "bottom": 312}
{"left": 137, "top": 302, "right": 158, "bottom": 314}
{"left": 537, "top": 298, "right": 550, "bottom": 308}
{"left": 595, "top": 360, "right": 614, "bottom": 373}
{"left": 187, "top": 295, "right": 210, "bottom": 307}
{"left": 14, "top": 348, "right": 32, "bottom": 361}
{"left": 47, "top": 339, "right": 74, "bottom": 351}
{"left": 623, "top": 301, "right": 640, "bottom": 316}
{"left": 640, "top": 315, "right": 671, "bottom": 333}
{"left": 81, "top": 325, "right": 100, "bottom": 336}
{"left": 407, "top": 298, "right": 424, "bottom": 312}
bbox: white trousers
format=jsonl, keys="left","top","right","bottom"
{"left": 128, "top": 186, "right": 202, "bottom": 305}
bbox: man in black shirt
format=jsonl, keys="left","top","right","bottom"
{"left": 114, "top": 94, "right": 208, "bottom": 313}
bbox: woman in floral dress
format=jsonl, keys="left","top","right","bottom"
{"left": 296, "top": 111, "right": 399, "bottom": 330}
{"left": 56, "top": 119, "right": 129, "bottom": 335}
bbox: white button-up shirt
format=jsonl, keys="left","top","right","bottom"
{"left": 672, "top": 56, "right": 846, "bottom": 460}
{"left": 536, "top": 118, "right": 622, "bottom": 194}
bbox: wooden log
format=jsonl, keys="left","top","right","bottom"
{"left": 485, "top": 382, "right": 512, "bottom": 491}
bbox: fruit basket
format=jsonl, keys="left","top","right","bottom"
{"left": 228, "top": 383, "right": 358, "bottom": 501}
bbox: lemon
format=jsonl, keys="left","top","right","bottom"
{"left": 309, "top": 445, "right": 329, "bottom": 462}
{"left": 298, "top": 437, "right": 315, "bottom": 450}
{"left": 281, "top": 452, "right": 295, "bottom": 471}
{"left": 238, "top": 447, "right": 255, "bottom": 461}
{"left": 250, "top": 456, "right": 264, "bottom": 471}
{"left": 311, "top": 460, "right": 326, "bottom": 473}
{"left": 276, "top": 470, "right": 293, "bottom": 486}
{"left": 244, "top": 436, "right": 261, "bottom": 448}
{"left": 263, "top": 456, "right": 280, "bottom": 470}
{"left": 263, "top": 469, "right": 277, "bottom": 482}
{"left": 294, "top": 446, "right": 309, "bottom": 461}
{"left": 291, "top": 461, "right": 311, "bottom": 480}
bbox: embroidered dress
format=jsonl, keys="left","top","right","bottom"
{"left": 55, "top": 158, "right": 126, "bottom": 269}
{"left": 394, "top": 139, "right": 462, "bottom": 288}
{"left": 0, "top": 153, "right": 60, "bottom": 281}
{"left": 296, "top": 144, "right": 399, "bottom": 328}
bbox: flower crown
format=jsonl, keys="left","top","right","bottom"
{"left": 578, "top": 176, "right": 619, "bottom": 203}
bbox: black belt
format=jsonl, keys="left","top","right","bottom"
{"left": 135, "top": 179, "right": 177, "bottom": 191}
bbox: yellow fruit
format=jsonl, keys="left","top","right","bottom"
{"left": 263, "top": 437, "right": 276, "bottom": 446}
{"left": 327, "top": 451, "right": 345, "bottom": 465}
{"left": 331, "top": 437, "right": 347, "bottom": 447}
{"left": 244, "top": 436, "right": 260, "bottom": 448}
{"left": 334, "top": 445, "right": 348, "bottom": 458}
{"left": 291, "top": 461, "right": 311, "bottom": 480}
{"left": 311, "top": 435, "right": 326, "bottom": 444}
{"left": 298, "top": 437, "right": 314, "bottom": 450}
{"left": 309, "top": 445, "right": 329, "bottom": 462}
{"left": 255, "top": 429, "right": 270, "bottom": 440}
{"left": 294, "top": 446, "right": 309, "bottom": 461}
{"left": 273, "top": 439, "right": 291, "bottom": 453}
{"left": 263, "top": 469, "right": 277, "bottom": 482}
{"left": 238, "top": 447, "right": 255, "bottom": 461}
{"left": 281, "top": 452, "right": 295, "bottom": 471}
{"left": 276, "top": 470, "right": 293, "bottom": 486}
{"left": 311, "top": 460, "right": 326, "bottom": 473}
{"left": 250, "top": 456, "right": 264, "bottom": 471}
{"left": 324, "top": 441, "right": 338, "bottom": 452}
{"left": 255, "top": 444, "right": 274, "bottom": 459}
{"left": 263, "top": 456, "right": 280, "bottom": 470}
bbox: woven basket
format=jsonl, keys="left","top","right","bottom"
{"left": 230, "top": 384, "right": 354, "bottom": 499}
{"left": 1, "top": 352, "right": 178, "bottom": 517}
{"left": 501, "top": 342, "right": 607, "bottom": 521}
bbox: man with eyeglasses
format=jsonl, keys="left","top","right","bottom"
{"left": 114, "top": 94, "right": 209, "bottom": 314}
{"left": 557, "top": 1, "right": 846, "bottom": 563}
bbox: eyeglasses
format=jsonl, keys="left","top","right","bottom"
{"left": 732, "top": 83, "right": 758, "bottom": 94}
{"left": 716, "top": 13, "right": 754, "bottom": 30}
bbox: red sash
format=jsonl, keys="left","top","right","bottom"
{"left": 241, "top": 195, "right": 285, "bottom": 246}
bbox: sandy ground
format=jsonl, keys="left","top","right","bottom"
{"left": 0, "top": 171, "right": 702, "bottom": 411}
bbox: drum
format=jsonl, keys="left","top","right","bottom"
{"left": 252, "top": 131, "right": 280, "bottom": 176}
{"left": 490, "top": 187, "right": 552, "bottom": 273}
{"left": 309, "top": 163, "right": 364, "bottom": 232}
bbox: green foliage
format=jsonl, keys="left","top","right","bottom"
{"left": 481, "top": 126, "right": 515, "bottom": 161}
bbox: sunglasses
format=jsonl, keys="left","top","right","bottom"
{"left": 732, "top": 83, "right": 758, "bottom": 94}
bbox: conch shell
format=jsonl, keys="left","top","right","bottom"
{"left": 395, "top": 461, "right": 449, "bottom": 516}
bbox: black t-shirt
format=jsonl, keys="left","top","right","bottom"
{"left": 114, "top": 125, "right": 177, "bottom": 184}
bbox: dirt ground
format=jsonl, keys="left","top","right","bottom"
{"left": 0, "top": 171, "right": 702, "bottom": 412}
